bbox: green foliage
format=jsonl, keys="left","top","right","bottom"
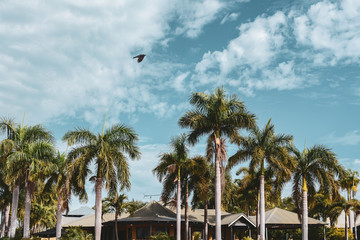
{"left": 59, "top": 227, "right": 94, "bottom": 240}
{"left": 193, "top": 232, "right": 201, "bottom": 240}
{"left": 327, "top": 227, "right": 354, "bottom": 240}
{"left": 150, "top": 232, "right": 174, "bottom": 240}
{"left": 242, "top": 237, "right": 254, "bottom": 240}
{"left": 126, "top": 199, "right": 146, "bottom": 217}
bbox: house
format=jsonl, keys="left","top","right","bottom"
{"left": 102, "top": 201, "right": 255, "bottom": 240}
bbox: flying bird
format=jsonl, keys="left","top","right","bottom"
{"left": 133, "top": 54, "right": 146, "bottom": 63}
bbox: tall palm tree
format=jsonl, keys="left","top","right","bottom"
{"left": 0, "top": 140, "right": 12, "bottom": 238}
{"left": 190, "top": 158, "right": 213, "bottom": 240}
{"left": 341, "top": 169, "right": 360, "bottom": 240}
{"left": 0, "top": 176, "right": 11, "bottom": 237}
{"left": 291, "top": 145, "right": 342, "bottom": 240}
{"left": 63, "top": 120, "right": 140, "bottom": 240}
{"left": 153, "top": 134, "right": 189, "bottom": 240}
{"left": 0, "top": 117, "right": 20, "bottom": 238}
{"left": 228, "top": 119, "right": 294, "bottom": 240}
{"left": 1, "top": 117, "right": 55, "bottom": 238}
{"left": 44, "top": 151, "right": 88, "bottom": 240}
{"left": 179, "top": 87, "right": 256, "bottom": 240}
{"left": 351, "top": 199, "right": 360, "bottom": 240}
{"left": 11, "top": 135, "right": 55, "bottom": 238}
{"left": 102, "top": 193, "right": 128, "bottom": 240}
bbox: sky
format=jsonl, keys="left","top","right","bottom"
{"left": 1, "top": 0, "right": 360, "bottom": 210}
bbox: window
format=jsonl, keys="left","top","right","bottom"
{"left": 155, "top": 227, "right": 169, "bottom": 235}
{"left": 128, "top": 227, "right": 132, "bottom": 240}
{"left": 136, "top": 227, "right": 150, "bottom": 239}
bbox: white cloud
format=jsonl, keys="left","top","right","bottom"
{"left": 293, "top": 0, "right": 360, "bottom": 65}
{"left": 193, "top": 11, "right": 305, "bottom": 92}
{"left": 192, "top": 0, "right": 360, "bottom": 94}
{"left": 321, "top": 130, "right": 360, "bottom": 146}
{"left": 220, "top": 13, "right": 239, "bottom": 24}
{"left": 354, "top": 159, "right": 360, "bottom": 164}
{"left": 0, "top": 0, "right": 227, "bottom": 126}
{"left": 171, "top": 72, "right": 190, "bottom": 93}
{"left": 175, "top": 0, "right": 224, "bottom": 38}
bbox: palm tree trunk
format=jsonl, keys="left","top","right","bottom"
{"left": 345, "top": 211, "right": 348, "bottom": 240}
{"left": 95, "top": 178, "right": 103, "bottom": 240}
{"left": 1, "top": 208, "right": 5, "bottom": 237}
{"left": 354, "top": 212, "right": 358, "bottom": 240}
{"left": 256, "top": 192, "right": 260, "bottom": 240}
{"left": 177, "top": 168, "right": 181, "bottom": 240}
{"left": 4, "top": 204, "right": 10, "bottom": 236}
{"left": 349, "top": 192, "right": 352, "bottom": 238}
{"left": 353, "top": 190, "right": 358, "bottom": 240}
{"left": 302, "top": 189, "right": 308, "bottom": 240}
{"left": 23, "top": 179, "right": 31, "bottom": 238}
{"left": 115, "top": 209, "right": 119, "bottom": 240}
{"left": 185, "top": 180, "right": 189, "bottom": 240}
{"left": 260, "top": 175, "right": 265, "bottom": 240}
{"left": 56, "top": 198, "right": 62, "bottom": 240}
{"left": 9, "top": 185, "right": 19, "bottom": 238}
{"left": 204, "top": 199, "right": 208, "bottom": 240}
{"left": 214, "top": 135, "right": 221, "bottom": 240}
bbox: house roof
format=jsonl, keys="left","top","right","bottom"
{"left": 65, "top": 206, "right": 95, "bottom": 217}
{"left": 63, "top": 212, "right": 119, "bottom": 227}
{"left": 248, "top": 207, "right": 327, "bottom": 228}
{"left": 221, "top": 213, "right": 256, "bottom": 228}
{"left": 107, "top": 201, "right": 178, "bottom": 224}
{"left": 105, "top": 201, "right": 254, "bottom": 228}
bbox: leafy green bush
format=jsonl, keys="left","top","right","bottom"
{"left": 59, "top": 227, "right": 94, "bottom": 240}
{"left": 327, "top": 227, "right": 354, "bottom": 240}
{"left": 150, "top": 232, "right": 175, "bottom": 240}
{"left": 242, "top": 237, "right": 254, "bottom": 240}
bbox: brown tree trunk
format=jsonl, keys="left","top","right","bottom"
{"left": 95, "top": 178, "right": 103, "bottom": 240}
{"left": 256, "top": 191, "right": 260, "bottom": 240}
{"left": 345, "top": 211, "right": 348, "bottom": 240}
{"left": 204, "top": 198, "right": 208, "bottom": 240}
{"left": 176, "top": 168, "right": 181, "bottom": 240}
{"left": 185, "top": 180, "right": 189, "bottom": 240}
{"left": 115, "top": 209, "right": 119, "bottom": 240}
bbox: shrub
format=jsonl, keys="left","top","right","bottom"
{"left": 327, "top": 227, "right": 354, "bottom": 240}
{"left": 59, "top": 227, "right": 94, "bottom": 240}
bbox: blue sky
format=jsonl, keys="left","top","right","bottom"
{"left": 1, "top": 0, "right": 359, "bottom": 209}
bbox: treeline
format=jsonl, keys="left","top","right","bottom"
{"left": 0, "top": 87, "right": 359, "bottom": 240}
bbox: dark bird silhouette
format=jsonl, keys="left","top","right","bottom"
{"left": 133, "top": 54, "right": 146, "bottom": 63}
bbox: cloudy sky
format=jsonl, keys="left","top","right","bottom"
{"left": 1, "top": 0, "right": 360, "bottom": 209}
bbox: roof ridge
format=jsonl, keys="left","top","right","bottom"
{"left": 266, "top": 207, "right": 277, "bottom": 221}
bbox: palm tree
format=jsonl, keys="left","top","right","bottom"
{"left": 179, "top": 87, "right": 256, "bottom": 240}
{"left": 63, "top": 120, "right": 140, "bottom": 240}
{"left": 0, "top": 117, "right": 20, "bottom": 238}
{"left": 351, "top": 199, "right": 360, "bottom": 240}
{"left": 153, "top": 134, "right": 189, "bottom": 240}
{"left": 0, "top": 176, "right": 11, "bottom": 237}
{"left": 190, "top": 157, "right": 212, "bottom": 240}
{"left": 0, "top": 141, "right": 12, "bottom": 238}
{"left": 228, "top": 119, "right": 294, "bottom": 240}
{"left": 44, "top": 151, "right": 88, "bottom": 240}
{"left": 126, "top": 200, "right": 146, "bottom": 217}
{"left": 291, "top": 145, "right": 342, "bottom": 240}
{"left": 102, "top": 193, "right": 128, "bottom": 240}
{"left": 341, "top": 169, "right": 360, "bottom": 239}
{"left": 1, "top": 117, "right": 55, "bottom": 238}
